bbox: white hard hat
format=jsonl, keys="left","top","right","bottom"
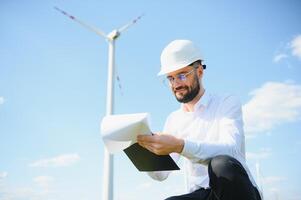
{"left": 158, "top": 39, "right": 203, "bottom": 76}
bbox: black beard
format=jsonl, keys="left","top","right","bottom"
{"left": 174, "top": 79, "right": 200, "bottom": 103}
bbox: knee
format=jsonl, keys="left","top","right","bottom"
{"left": 208, "top": 155, "right": 240, "bottom": 180}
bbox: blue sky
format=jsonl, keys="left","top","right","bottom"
{"left": 1, "top": 0, "right": 301, "bottom": 200}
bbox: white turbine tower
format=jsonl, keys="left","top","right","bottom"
{"left": 54, "top": 7, "right": 143, "bottom": 200}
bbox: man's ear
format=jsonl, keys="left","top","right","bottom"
{"left": 197, "top": 66, "right": 203, "bottom": 78}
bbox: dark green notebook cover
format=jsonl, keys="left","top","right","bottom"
{"left": 123, "top": 143, "right": 180, "bottom": 171}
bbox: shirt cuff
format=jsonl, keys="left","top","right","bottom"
{"left": 181, "top": 139, "right": 199, "bottom": 160}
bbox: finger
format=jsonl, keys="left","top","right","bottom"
{"left": 138, "top": 141, "right": 155, "bottom": 151}
{"left": 137, "top": 135, "right": 156, "bottom": 143}
{"left": 144, "top": 145, "right": 157, "bottom": 154}
{"left": 137, "top": 141, "right": 148, "bottom": 148}
{"left": 138, "top": 141, "right": 154, "bottom": 149}
{"left": 138, "top": 142, "right": 153, "bottom": 152}
{"left": 137, "top": 140, "right": 150, "bottom": 148}
{"left": 137, "top": 135, "right": 149, "bottom": 141}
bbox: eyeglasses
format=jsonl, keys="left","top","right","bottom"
{"left": 165, "top": 67, "right": 196, "bottom": 85}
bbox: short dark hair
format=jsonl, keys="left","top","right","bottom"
{"left": 189, "top": 60, "right": 206, "bottom": 70}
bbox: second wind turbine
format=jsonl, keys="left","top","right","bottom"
{"left": 54, "top": 7, "right": 143, "bottom": 200}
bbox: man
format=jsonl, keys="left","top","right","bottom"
{"left": 137, "top": 40, "right": 261, "bottom": 200}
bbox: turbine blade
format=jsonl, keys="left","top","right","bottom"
{"left": 54, "top": 6, "right": 108, "bottom": 38}
{"left": 117, "top": 14, "right": 144, "bottom": 33}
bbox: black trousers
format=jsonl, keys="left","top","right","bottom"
{"left": 165, "top": 155, "right": 261, "bottom": 200}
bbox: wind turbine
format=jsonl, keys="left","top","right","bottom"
{"left": 54, "top": 7, "right": 143, "bottom": 200}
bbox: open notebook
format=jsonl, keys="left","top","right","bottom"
{"left": 101, "top": 113, "right": 179, "bottom": 171}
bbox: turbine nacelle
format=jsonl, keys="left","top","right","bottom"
{"left": 107, "top": 30, "right": 120, "bottom": 41}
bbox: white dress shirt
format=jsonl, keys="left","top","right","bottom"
{"left": 148, "top": 91, "right": 257, "bottom": 192}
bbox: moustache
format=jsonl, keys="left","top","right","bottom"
{"left": 173, "top": 86, "right": 188, "bottom": 93}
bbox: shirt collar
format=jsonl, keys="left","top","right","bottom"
{"left": 181, "top": 90, "right": 210, "bottom": 113}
